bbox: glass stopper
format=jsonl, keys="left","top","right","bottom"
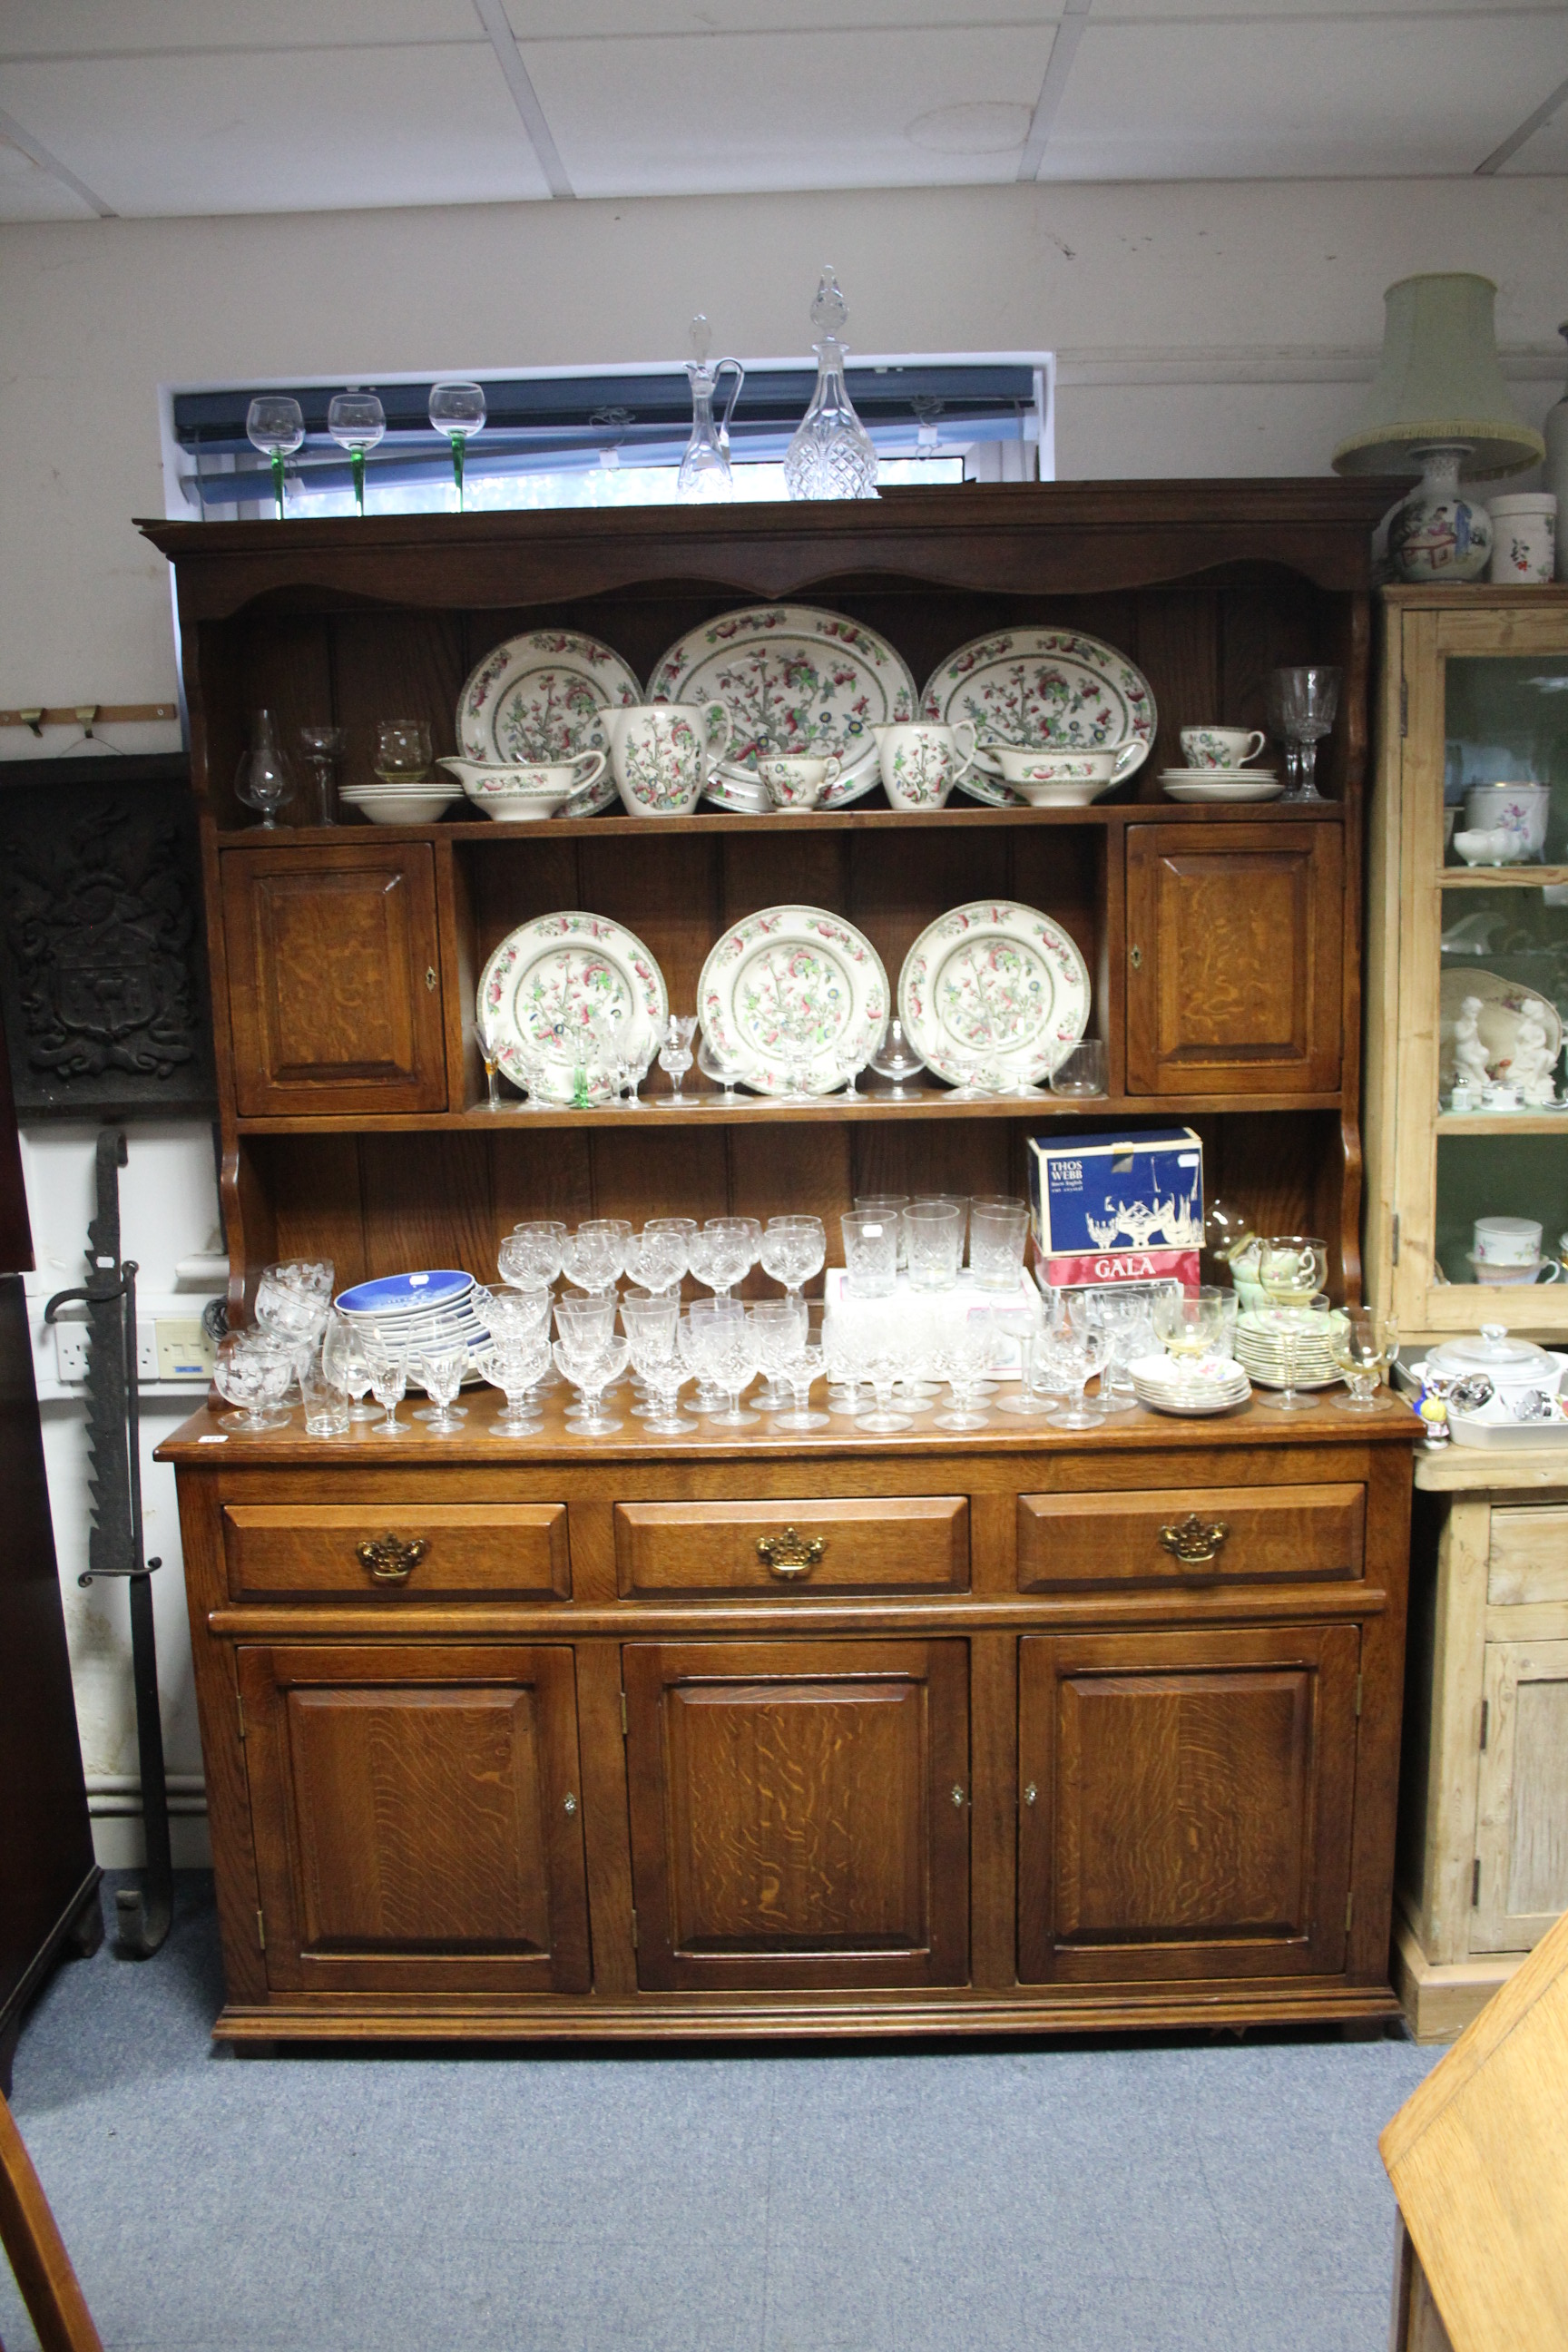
{"left": 810, "top": 268, "right": 849, "bottom": 338}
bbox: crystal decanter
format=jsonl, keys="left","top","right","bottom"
{"left": 783, "top": 268, "right": 878, "bottom": 502}
{"left": 677, "top": 316, "right": 745, "bottom": 503}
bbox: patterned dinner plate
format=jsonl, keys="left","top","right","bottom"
{"left": 647, "top": 605, "right": 917, "bottom": 811}
{"left": 478, "top": 911, "right": 667, "bottom": 1106}
{"left": 897, "top": 899, "right": 1092, "bottom": 1088}
{"left": 698, "top": 905, "right": 889, "bottom": 1096}
{"left": 920, "top": 628, "right": 1157, "bottom": 809}
{"left": 456, "top": 629, "right": 642, "bottom": 817}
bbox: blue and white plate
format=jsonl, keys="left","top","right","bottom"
{"left": 337, "top": 1270, "right": 474, "bottom": 1317}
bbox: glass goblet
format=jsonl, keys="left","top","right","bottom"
{"left": 1257, "top": 1236, "right": 1329, "bottom": 1412}
{"left": 702, "top": 1215, "right": 760, "bottom": 1300}
{"left": 328, "top": 387, "right": 386, "bottom": 515}
{"left": 1330, "top": 1308, "right": 1396, "bottom": 1411}
{"left": 499, "top": 1220, "right": 567, "bottom": 1293}
{"left": 760, "top": 1214, "right": 826, "bottom": 1305}
{"left": 697, "top": 1033, "right": 748, "bottom": 1101}
{"left": 363, "top": 1338, "right": 410, "bottom": 1436}
{"left": 709, "top": 1306, "right": 762, "bottom": 1427}
{"left": 299, "top": 725, "right": 347, "bottom": 825}
{"left": 428, "top": 379, "right": 486, "bottom": 511}
{"left": 477, "top": 1336, "right": 550, "bottom": 1436}
{"left": 867, "top": 1014, "right": 925, "bottom": 1095}
{"left": 1270, "top": 666, "right": 1340, "bottom": 804}
{"left": 554, "top": 1332, "right": 629, "bottom": 1435}
{"left": 561, "top": 1221, "right": 625, "bottom": 1297}
{"left": 320, "top": 1309, "right": 379, "bottom": 1422}
{"left": 855, "top": 1308, "right": 913, "bottom": 1435}
{"left": 776, "top": 1340, "right": 828, "bottom": 1432}
{"left": 750, "top": 1297, "right": 807, "bottom": 1413}
{"left": 246, "top": 396, "right": 305, "bottom": 521}
{"left": 933, "top": 1313, "right": 995, "bottom": 1432}
{"left": 411, "top": 1339, "right": 468, "bottom": 1434}
{"left": 1152, "top": 1286, "right": 1229, "bottom": 1367}
{"left": 657, "top": 1014, "right": 698, "bottom": 1102}
{"left": 213, "top": 1333, "right": 293, "bottom": 1432}
{"left": 622, "top": 1224, "right": 691, "bottom": 1297}
{"left": 623, "top": 1294, "right": 696, "bottom": 1436}
{"left": 235, "top": 709, "right": 296, "bottom": 828}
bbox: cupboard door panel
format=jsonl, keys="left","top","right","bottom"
{"left": 240, "top": 1644, "right": 589, "bottom": 1994}
{"left": 1018, "top": 1624, "right": 1357, "bottom": 1984}
{"left": 1473, "top": 1640, "right": 1568, "bottom": 1954}
{"left": 221, "top": 843, "right": 446, "bottom": 1115}
{"left": 624, "top": 1639, "right": 969, "bottom": 1992}
{"left": 1126, "top": 823, "right": 1342, "bottom": 1094}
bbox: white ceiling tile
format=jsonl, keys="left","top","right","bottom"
{"left": 0, "top": 44, "right": 554, "bottom": 215}
{"left": 0, "top": 129, "right": 97, "bottom": 218}
{"left": 1039, "top": 14, "right": 1568, "bottom": 177}
{"left": 0, "top": 0, "right": 481, "bottom": 58}
{"left": 1094, "top": 0, "right": 1568, "bottom": 17}
{"left": 505, "top": 0, "right": 1060, "bottom": 30}
{"left": 1498, "top": 89, "right": 1568, "bottom": 168}
{"left": 523, "top": 24, "right": 1057, "bottom": 195}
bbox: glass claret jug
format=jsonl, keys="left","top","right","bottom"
{"left": 783, "top": 267, "right": 878, "bottom": 502}
{"left": 678, "top": 316, "right": 745, "bottom": 504}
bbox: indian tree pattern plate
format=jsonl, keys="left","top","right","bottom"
{"left": 698, "top": 906, "right": 890, "bottom": 1096}
{"left": 897, "top": 900, "right": 1092, "bottom": 1088}
{"left": 920, "top": 629, "right": 1156, "bottom": 809}
{"left": 457, "top": 630, "right": 642, "bottom": 818}
{"left": 646, "top": 605, "right": 917, "bottom": 812}
{"left": 478, "top": 911, "right": 667, "bottom": 1106}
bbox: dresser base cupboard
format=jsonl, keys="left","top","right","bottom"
{"left": 162, "top": 1397, "right": 1414, "bottom": 2044}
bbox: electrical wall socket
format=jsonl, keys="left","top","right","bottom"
{"left": 53, "top": 1314, "right": 211, "bottom": 1384}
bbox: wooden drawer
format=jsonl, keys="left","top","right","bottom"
{"left": 222, "top": 1503, "right": 570, "bottom": 1600}
{"left": 1017, "top": 1485, "right": 1364, "bottom": 1591}
{"left": 614, "top": 1496, "right": 969, "bottom": 1596}
{"left": 1488, "top": 1507, "right": 1568, "bottom": 1607}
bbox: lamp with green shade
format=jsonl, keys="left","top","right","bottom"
{"left": 1332, "top": 273, "right": 1544, "bottom": 583}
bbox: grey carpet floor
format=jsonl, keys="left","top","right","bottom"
{"left": 1, "top": 1872, "right": 1438, "bottom": 2352}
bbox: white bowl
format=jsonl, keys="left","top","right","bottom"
{"left": 990, "top": 746, "right": 1122, "bottom": 788}
{"left": 1012, "top": 779, "right": 1112, "bottom": 808}
{"left": 1464, "top": 782, "right": 1549, "bottom": 861}
{"left": 1162, "top": 779, "right": 1284, "bottom": 804}
{"left": 341, "top": 785, "right": 462, "bottom": 825}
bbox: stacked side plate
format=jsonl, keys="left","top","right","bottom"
{"left": 1159, "top": 771, "right": 1282, "bottom": 803}
{"left": 1234, "top": 1307, "right": 1345, "bottom": 1391}
{"left": 1128, "top": 1351, "right": 1252, "bottom": 1415}
{"left": 336, "top": 1269, "right": 493, "bottom": 1359}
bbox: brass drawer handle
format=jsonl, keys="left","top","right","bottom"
{"left": 356, "top": 1534, "right": 428, "bottom": 1583}
{"left": 755, "top": 1527, "right": 825, "bottom": 1581}
{"left": 1157, "top": 1513, "right": 1230, "bottom": 1568}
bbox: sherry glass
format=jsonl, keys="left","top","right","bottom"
{"left": 475, "top": 994, "right": 507, "bottom": 1112}
{"left": 1078, "top": 1290, "right": 1150, "bottom": 1416}
{"left": 684, "top": 1296, "right": 749, "bottom": 1421}
{"left": 760, "top": 1214, "right": 826, "bottom": 1306}
{"left": 775, "top": 1338, "right": 828, "bottom": 1432}
{"left": 822, "top": 1320, "right": 867, "bottom": 1418}
{"left": 1256, "top": 1235, "right": 1329, "bottom": 1412}
{"left": 428, "top": 379, "right": 486, "bottom": 511}
{"left": 708, "top": 1312, "right": 760, "bottom": 1428}
{"left": 622, "top": 1290, "right": 694, "bottom": 1435}
{"left": 554, "top": 1332, "right": 629, "bottom": 1436}
{"left": 477, "top": 1335, "right": 551, "bottom": 1436}
{"left": 1044, "top": 1323, "right": 1108, "bottom": 1431}
{"left": 657, "top": 1014, "right": 698, "bottom": 1102}
{"left": 1270, "top": 666, "right": 1340, "bottom": 804}
{"left": 1152, "top": 1286, "right": 1229, "bottom": 1367}
{"left": 750, "top": 1297, "right": 807, "bottom": 1413}
{"left": 321, "top": 1309, "right": 379, "bottom": 1422}
{"left": 854, "top": 1307, "right": 913, "bottom": 1435}
{"left": 697, "top": 1033, "right": 748, "bottom": 1101}
{"left": 328, "top": 387, "right": 386, "bottom": 515}
{"left": 554, "top": 1292, "right": 618, "bottom": 1356}
{"left": 299, "top": 724, "right": 347, "bottom": 825}
{"left": 374, "top": 719, "right": 432, "bottom": 782}
{"left": 213, "top": 1333, "right": 293, "bottom": 1432}
{"left": 933, "top": 1313, "right": 996, "bottom": 1432}
{"left": 867, "top": 1014, "right": 925, "bottom": 1095}
{"left": 411, "top": 1338, "right": 468, "bottom": 1435}
{"left": 499, "top": 1220, "right": 566, "bottom": 1294}
{"left": 245, "top": 396, "right": 305, "bottom": 520}
{"left": 362, "top": 1337, "right": 411, "bottom": 1437}
{"left": 1330, "top": 1307, "right": 1396, "bottom": 1412}
{"left": 994, "top": 1319, "right": 1058, "bottom": 1416}
{"left": 235, "top": 709, "right": 296, "bottom": 828}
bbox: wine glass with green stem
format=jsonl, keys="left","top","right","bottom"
{"left": 428, "top": 380, "right": 485, "bottom": 512}
{"left": 246, "top": 396, "right": 305, "bottom": 521}
{"left": 328, "top": 388, "right": 386, "bottom": 516}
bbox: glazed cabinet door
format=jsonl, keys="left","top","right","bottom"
{"left": 220, "top": 841, "right": 446, "bottom": 1116}
{"left": 623, "top": 1639, "right": 970, "bottom": 1993}
{"left": 1018, "top": 1624, "right": 1358, "bottom": 1984}
{"left": 1125, "top": 822, "right": 1343, "bottom": 1094}
{"left": 1471, "top": 1639, "right": 1568, "bottom": 1955}
{"left": 238, "top": 1643, "right": 590, "bottom": 1994}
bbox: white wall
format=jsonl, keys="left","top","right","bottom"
{"left": 5, "top": 170, "right": 1565, "bottom": 1861}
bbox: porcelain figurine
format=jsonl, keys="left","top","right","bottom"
{"left": 1453, "top": 995, "right": 1492, "bottom": 1093}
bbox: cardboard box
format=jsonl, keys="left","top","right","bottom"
{"left": 1026, "top": 1126, "right": 1202, "bottom": 1289}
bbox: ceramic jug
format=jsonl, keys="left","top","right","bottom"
{"left": 600, "top": 702, "right": 730, "bottom": 818}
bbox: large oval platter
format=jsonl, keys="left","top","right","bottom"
{"left": 647, "top": 605, "right": 916, "bottom": 811}
{"left": 920, "top": 628, "right": 1156, "bottom": 808}
{"left": 897, "top": 899, "right": 1091, "bottom": 1088}
{"left": 698, "top": 905, "right": 889, "bottom": 1095}
{"left": 456, "top": 629, "right": 642, "bottom": 816}
{"left": 478, "top": 911, "right": 667, "bottom": 1105}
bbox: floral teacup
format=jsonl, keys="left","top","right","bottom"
{"left": 1180, "top": 726, "right": 1267, "bottom": 769}
{"left": 760, "top": 753, "right": 842, "bottom": 812}
{"left": 872, "top": 721, "right": 977, "bottom": 810}
{"left": 601, "top": 702, "right": 730, "bottom": 818}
